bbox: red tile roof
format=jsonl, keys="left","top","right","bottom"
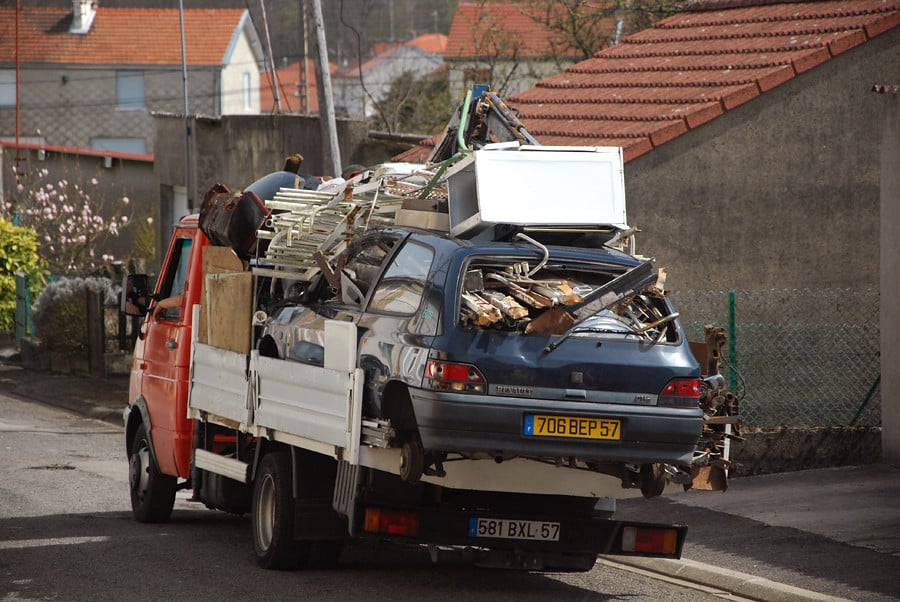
{"left": 408, "top": 33, "right": 448, "bottom": 55}
{"left": 0, "top": 6, "right": 248, "bottom": 66}
{"left": 336, "top": 33, "right": 447, "bottom": 78}
{"left": 510, "top": 0, "right": 900, "bottom": 161}
{"left": 445, "top": 2, "right": 593, "bottom": 60}
{"left": 260, "top": 59, "right": 338, "bottom": 113}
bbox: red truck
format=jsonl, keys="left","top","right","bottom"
{"left": 122, "top": 91, "right": 737, "bottom": 571}
{"left": 122, "top": 181, "right": 735, "bottom": 572}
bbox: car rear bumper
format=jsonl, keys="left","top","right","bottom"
{"left": 407, "top": 388, "right": 703, "bottom": 466}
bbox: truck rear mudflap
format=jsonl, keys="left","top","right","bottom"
{"left": 354, "top": 504, "right": 687, "bottom": 570}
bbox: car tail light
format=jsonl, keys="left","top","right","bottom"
{"left": 364, "top": 507, "right": 419, "bottom": 537}
{"left": 424, "top": 360, "right": 486, "bottom": 393}
{"left": 658, "top": 378, "right": 701, "bottom": 408}
{"left": 622, "top": 526, "right": 678, "bottom": 555}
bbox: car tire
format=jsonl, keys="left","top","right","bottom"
{"left": 252, "top": 452, "right": 304, "bottom": 570}
{"left": 128, "top": 422, "right": 177, "bottom": 523}
{"left": 640, "top": 463, "right": 667, "bottom": 498}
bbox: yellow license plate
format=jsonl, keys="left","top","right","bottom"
{"left": 524, "top": 415, "right": 621, "bottom": 440}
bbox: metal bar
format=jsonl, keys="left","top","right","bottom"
{"left": 729, "top": 291, "right": 737, "bottom": 392}
{"left": 850, "top": 374, "right": 881, "bottom": 426}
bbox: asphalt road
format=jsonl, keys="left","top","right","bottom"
{"left": 0, "top": 392, "right": 739, "bottom": 602}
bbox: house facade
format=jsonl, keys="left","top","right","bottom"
{"left": 0, "top": 1, "right": 264, "bottom": 154}
{"left": 333, "top": 33, "right": 447, "bottom": 121}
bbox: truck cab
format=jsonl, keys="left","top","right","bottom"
{"left": 124, "top": 215, "right": 207, "bottom": 520}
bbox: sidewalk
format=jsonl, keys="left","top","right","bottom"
{"left": 613, "top": 464, "right": 900, "bottom": 601}
{"left": 1, "top": 357, "right": 898, "bottom": 601}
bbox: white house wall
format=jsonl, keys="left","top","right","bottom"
{"left": 220, "top": 30, "right": 261, "bottom": 114}
{"left": 334, "top": 47, "right": 444, "bottom": 120}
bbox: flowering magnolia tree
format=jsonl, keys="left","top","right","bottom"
{"left": 1, "top": 165, "right": 135, "bottom": 275}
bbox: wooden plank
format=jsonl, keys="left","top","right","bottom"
{"left": 205, "top": 272, "right": 253, "bottom": 354}
{"left": 200, "top": 246, "right": 250, "bottom": 351}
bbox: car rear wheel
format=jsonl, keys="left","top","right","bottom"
{"left": 128, "top": 422, "right": 176, "bottom": 523}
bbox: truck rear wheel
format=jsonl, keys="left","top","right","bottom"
{"left": 252, "top": 452, "right": 302, "bottom": 569}
{"left": 128, "top": 423, "right": 176, "bottom": 523}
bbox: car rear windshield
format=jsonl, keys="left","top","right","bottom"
{"left": 457, "top": 255, "right": 678, "bottom": 343}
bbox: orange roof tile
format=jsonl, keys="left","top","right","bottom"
{"left": 508, "top": 0, "right": 899, "bottom": 161}
{"left": 445, "top": 2, "right": 596, "bottom": 59}
{"left": 397, "top": 1, "right": 898, "bottom": 163}
{"left": 259, "top": 59, "right": 338, "bottom": 113}
{"left": 336, "top": 33, "right": 446, "bottom": 79}
{"left": 0, "top": 6, "right": 248, "bottom": 66}
{"left": 408, "top": 33, "right": 448, "bottom": 55}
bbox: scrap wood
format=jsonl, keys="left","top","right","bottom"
{"left": 461, "top": 292, "right": 502, "bottom": 325}
{"left": 531, "top": 280, "right": 582, "bottom": 306}
{"left": 481, "top": 290, "right": 529, "bottom": 319}
{"left": 486, "top": 272, "right": 552, "bottom": 308}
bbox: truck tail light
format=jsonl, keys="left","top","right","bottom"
{"left": 622, "top": 526, "right": 678, "bottom": 555}
{"left": 424, "top": 360, "right": 486, "bottom": 393}
{"left": 658, "top": 378, "right": 701, "bottom": 408}
{"left": 364, "top": 508, "right": 419, "bottom": 537}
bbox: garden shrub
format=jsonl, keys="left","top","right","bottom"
{"left": 0, "top": 219, "right": 46, "bottom": 333}
{"left": 32, "top": 277, "right": 119, "bottom": 352}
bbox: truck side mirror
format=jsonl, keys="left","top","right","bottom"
{"left": 121, "top": 273, "right": 151, "bottom": 317}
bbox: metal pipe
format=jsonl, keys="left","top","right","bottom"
{"left": 456, "top": 88, "right": 474, "bottom": 153}
{"left": 729, "top": 291, "right": 737, "bottom": 392}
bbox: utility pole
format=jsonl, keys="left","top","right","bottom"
{"left": 178, "top": 0, "right": 192, "bottom": 210}
{"left": 308, "top": 0, "right": 341, "bottom": 177}
{"left": 260, "top": 0, "right": 281, "bottom": 112}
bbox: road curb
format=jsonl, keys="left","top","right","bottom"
{"left": 601, "top": 556, "right": 853, "bottom": 602}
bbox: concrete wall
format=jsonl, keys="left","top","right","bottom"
{"left": 0, "top": 66, "right": 220, "bottom": 152}
{"left": 624, "top": 28, "right": 897, "bottom": 295}
{"left": 153, "top": 112, "right": 371, "bottom": 262}
{"left": 879, "top": 88, "right": 899, "bottom": 468}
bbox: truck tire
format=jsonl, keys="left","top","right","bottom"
{"left": 252, "top": 452, "right": 302, "bottom": 569}
{"left": 128, "top": 423, "right": 177, "bottom": 523}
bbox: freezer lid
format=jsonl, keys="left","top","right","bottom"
{"left": 447, "top": 145, "right": 628, "bottom": 237}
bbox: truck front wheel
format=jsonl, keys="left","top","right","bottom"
{"left": 252, "top": 452, "right": 301, "bottom": 569}
{"left": 128, "top": 423, "right": 176, "bottom": 523}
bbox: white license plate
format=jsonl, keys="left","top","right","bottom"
{"left": 468, "top": 517, "right": 560, "bottom": 541}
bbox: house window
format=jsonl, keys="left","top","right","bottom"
{"left": 0, "top": 70, "right": 15, "bottom": 107}
{"left": 116, "top": 71, "right": 145, "bottom": 110}
{"left": 90, "top": 137, "right": 147, "bottom": 154}
{"left": 242, "top": 72, "right": 252, "bottom": 111}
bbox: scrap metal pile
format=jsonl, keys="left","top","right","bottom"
{"left": 253, "top": 164, "right": 445, "bottom": 283}
{"left": 458, "top": 259, "right": 678, "bottom": 342}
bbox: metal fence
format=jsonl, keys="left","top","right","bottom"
{"left": 14, "top": 272, "right": 33, "bottom": 347}
{"left": 670, "top": 289, "right": 881, "bottom": 428}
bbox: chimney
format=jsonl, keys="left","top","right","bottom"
{"left": 70, "top": 0, "right": 96, "bottom": 35}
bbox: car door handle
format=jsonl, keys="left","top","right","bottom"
{"left": 166, "top": 339, "right": 178, "bottom": 350}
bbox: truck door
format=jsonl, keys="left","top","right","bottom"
{"left": 138, "top": 234, "right": 197, "bottom": 478}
